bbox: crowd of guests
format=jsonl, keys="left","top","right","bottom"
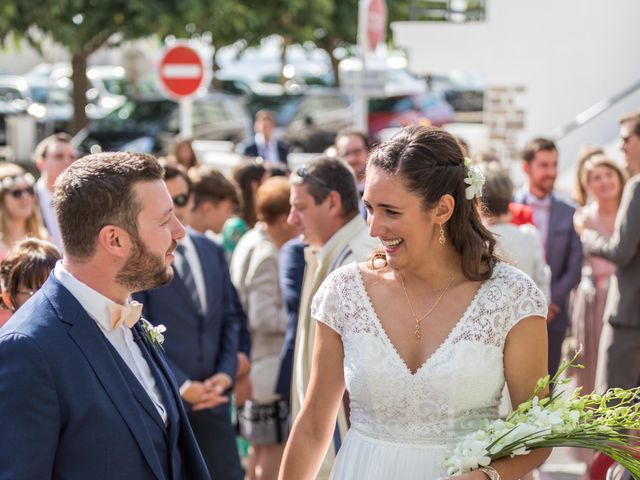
{"left": 0, "top": 108, "right": 638, "bottom": 480}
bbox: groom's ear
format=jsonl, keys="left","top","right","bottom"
{"left": 97, "top": 225, "right": 130, "bottom": 259}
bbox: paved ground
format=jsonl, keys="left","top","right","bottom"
{"left": 538, "top": 447, "right": 587, "bottom": 480}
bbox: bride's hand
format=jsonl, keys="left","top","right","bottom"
{"left": 449, "top": 470, "right": 490, "bottom": 480}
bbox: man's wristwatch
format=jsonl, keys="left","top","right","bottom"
{"left": 478, "top": 466, "right": 501, "bottom": 480}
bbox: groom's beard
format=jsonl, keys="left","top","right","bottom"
{"left": 116, "top": 234, "right": 175, "bottom": 293}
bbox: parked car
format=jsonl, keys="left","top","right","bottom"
{"left": 245, "top": 85, "right": 353, "bottom": 153}
{"left": 0, "top": 76, "right": 33, "bottom": 146}
{"left": 24, "top": 63, "right": 158, "bottom": 136}
{"left": 368, "top": 92, "right": 455, "bottom": 140}
{"left": 426, "top": 71, "right": 485, "bottom": 112}
{"left": 74, "top": 93, "right": 251, "bottom": 156}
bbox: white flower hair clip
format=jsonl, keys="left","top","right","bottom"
{"left": 464, "top": 164, "right": 485, "bottom": 200}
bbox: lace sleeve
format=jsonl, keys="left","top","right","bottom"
{"left": 311, "top": 269, "right": 345, "bottom": 336}
{"left": 507, "top": 265, "right": 548, "bottom": 331}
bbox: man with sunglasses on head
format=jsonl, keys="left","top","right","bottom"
{"left": 133, "top": 162, "right": 244, "bottom": 480}
{"left": 287, "top": 156, "right": 378, "bottom": 479}
{"left": 33, "top": 132, "right": 77, "bottom": 248}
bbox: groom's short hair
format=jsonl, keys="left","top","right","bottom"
{"left": 54, "top": 152, "right": 164, "bottom": 259}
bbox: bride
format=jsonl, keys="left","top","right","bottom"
{"left": 278, "top": 126, "right": 551, "bottom": 480}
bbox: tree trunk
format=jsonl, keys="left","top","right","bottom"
{"left": 211, "top": 44, "right": 221, "bottom": 90}
{"left": 328, "top": 42, "right": 341, "bottom": 87}
{"left": 279, "top": 37, "right": 290, "bottom": 86}
{"left": 71, "top": 52, "right": 89, "bottom": 134}
{"left": 319, "top": 37, "right": 341, "bottom": 87}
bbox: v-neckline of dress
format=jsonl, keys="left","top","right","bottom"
{"left": 353, "top": 264, "right": 492, "bottom": 376}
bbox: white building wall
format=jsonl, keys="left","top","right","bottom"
{"left": 392, "top": 0, "right": 640, "bottom": 188}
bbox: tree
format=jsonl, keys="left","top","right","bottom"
{"left": 313, "top": 0, "right": 411, "bottom": 86}
{"left": 0, "top": 0, "right": 181, "bottom": 133}
{"left": 314, "top": 0, "right": 358, "bottom": 86}
{"left": 156, "top": 0, "right": 261, "bottom": 89}
{"left": 249, "top": 0, "right": 334, "bottom": 85}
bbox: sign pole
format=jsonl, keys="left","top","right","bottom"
{"left": 179, "top": 97, "right": 193, "bottom": 139}
{"left": 355, "top": 0, "right": 369, "bottom": 133}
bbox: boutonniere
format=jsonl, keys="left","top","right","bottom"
{"left": 141, "top": 319, "right": 166, "bottom": 351}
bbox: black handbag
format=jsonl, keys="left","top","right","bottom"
{"left": 238, "top": 398, "right": 290, "bottom": 445}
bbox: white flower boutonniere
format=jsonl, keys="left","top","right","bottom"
{"left": 141, "top": 319, "right": 166, "bottom": 351}
{"left": 464, "top": 165, "right": 485, "bottom": 200}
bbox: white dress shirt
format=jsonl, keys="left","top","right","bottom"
{"left": 35, "top": 179, "right": 62, "bottom": 248}
{"left": 255, "top": 133, "right": 280, "bottom": 163}
{"left": 526, "top": 191, "right": 552, "bottom": 248}
{"left": 54, "top": 262, "right": 168, "bottom": 424}
{"left": 176, "top": 233, "right": 207, "bottom": 314}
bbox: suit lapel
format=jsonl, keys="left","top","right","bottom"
{"left": 44, "top": 279, "right": 166, "bottom": 480}
{"left": 191, "top": 234, "right": 213, "bottom": 317}
{"left": 170, "top": 265, "right": 200, "bottom": 317}
{"left": 102, "top": 333, "right": 166, "bottom": 432}
{"left": 134, "top": 322, "right": 182, "bottom": 447}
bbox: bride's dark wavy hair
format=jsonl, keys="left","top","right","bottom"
{"left": 368, "top": 125, "right": 497, "bottom": 281}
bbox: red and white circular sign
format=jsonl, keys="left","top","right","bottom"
{"left": 158, "top": 45, "right": 205, "bottom": 99}
{"left": 366, "top": 0, "right": 387, "bottom": 52}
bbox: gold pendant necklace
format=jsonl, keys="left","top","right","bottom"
{"left": 398, "top": 272, "right": 455, "bottom": 340}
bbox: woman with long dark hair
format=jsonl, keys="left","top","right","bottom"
{"left": 279, "top": 126, "right": 550, "bottom": 480}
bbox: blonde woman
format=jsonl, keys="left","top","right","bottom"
{"left": 572, "top": 155, "right": 626, "bottom": 394}
{"left": 0, "top": 163, "right": 48, "bottom": 257}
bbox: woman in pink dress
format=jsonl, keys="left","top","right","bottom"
{"left": 572, "top": 154, "right": 626, "bottom": 395}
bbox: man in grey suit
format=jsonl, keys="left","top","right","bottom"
{"left": 513, "top": 138, "right": 583, "bottom": 379}
{"left": 578, "top": 111, "right": 640, "bottom": 391}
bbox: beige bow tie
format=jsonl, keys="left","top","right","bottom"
{"left": 108, "top": 301, "right": 143, "bottom": 331}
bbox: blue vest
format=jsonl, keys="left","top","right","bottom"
{"left": 103, "top": 325, "right": 185, "bottom": 479}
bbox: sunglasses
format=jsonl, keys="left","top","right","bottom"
{"left": 172, "top": 193, "right": 190, "bottom": 207}
{"left": 295, "top": 167, "right": 331, "bottom": 191}
{"left": 7, "top": 187, "right": 34, "bottom": 199}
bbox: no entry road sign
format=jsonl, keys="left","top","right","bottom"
{"left": 158, "top": 45, "right": 205, "bottom": 99}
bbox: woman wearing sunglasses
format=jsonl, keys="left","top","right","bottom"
{"left": 0, "top": 163, "right": 49, "bottom": 257}
{"left": 0, "top": 163, "right": 49, "bottom": 325}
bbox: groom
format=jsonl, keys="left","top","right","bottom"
{"left": 0, "top": 152, "right": 210, "bottom": 479}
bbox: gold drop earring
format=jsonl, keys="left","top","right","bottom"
{"left": 439, "top": 224, "right": 446, "bottom": 245}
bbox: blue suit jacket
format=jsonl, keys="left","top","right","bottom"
{"left": 240, "top": 140, "right": 289, "bottom": 165}
{"left": 0, "top": 274, "right": 210, "bottom": 480}
{"left": 275, "top": 237, "right": 306, "bottom": 400}
{"left": 133, "top": 230, "right": 240, "bottom": 395}
{"left": 513, "top": 189, "right": 583, "bottom": 330}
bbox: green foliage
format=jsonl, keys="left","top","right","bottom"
{"left": 0, "top": 0, "right": 174, "bottom": 56}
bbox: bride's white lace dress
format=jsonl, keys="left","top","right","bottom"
{"left": 311, "top": 262, "right": 547, "bottom": 479}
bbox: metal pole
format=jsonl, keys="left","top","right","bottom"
{"left": 179, "top": 97, "right": 193, "bottom": 138}
{"left": 355, "top": 0, "right": 370, "bottom": 133}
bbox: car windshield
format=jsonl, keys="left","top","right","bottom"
{"left": 247, "top": 95, "right": 303, "bottom": 126}
{"left": 101, "top": 77, "right": 131, "bottom": 96}
{"left": 29, "top": 86, "right": 48, "bottom": 103}
{"left": 369, "top": 96, "right": 415, "bottom": 113}
{"left": 94, "top": 99, "right": 175, "bottom": 131}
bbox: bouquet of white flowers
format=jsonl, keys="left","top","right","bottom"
{"left": 443, "top": 351, "right": 640, "bottom": 477}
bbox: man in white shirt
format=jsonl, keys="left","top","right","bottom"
{"left": 33, "top": 132, "right": 77, "bottom": 247}
{"left": 0, "top": 152, "right": 210, "bottom": 479}
{"left": 240, "top": 109, "right": 289, "bottom": 164}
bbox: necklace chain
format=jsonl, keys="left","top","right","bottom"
{"left": 398, "top": 272, "right": 455, "bottom": 340}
